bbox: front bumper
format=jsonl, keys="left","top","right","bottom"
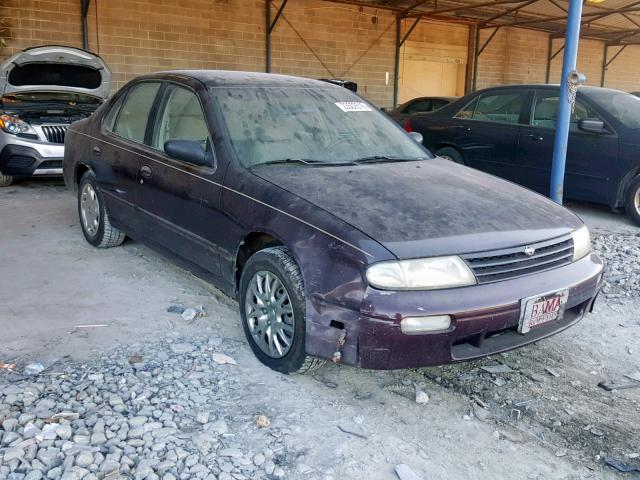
{"left": 308, "top": 252, "right": 603, "bottom": 370}
{"left": 0, "top": 144, "right": 63, "bottom": 176}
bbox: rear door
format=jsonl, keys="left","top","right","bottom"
{"left": 445, "top": 89, "right": 531, "bottom": 178}
{"left": 135, "top": 81, "right": 223, "bottom": 275}
{"left": 517, "top": 90, "right": 618, "bottom": 201}
{"left": 99, "top": 81, "right": 161, "bottom": 227}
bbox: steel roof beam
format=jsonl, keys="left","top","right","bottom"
{"left": 480, "top": 0, "right": 539, "bottom": 27}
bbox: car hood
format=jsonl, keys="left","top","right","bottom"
{"left": 0, "top": 45, "right": 111, "bottom": 99}
{"left": 252, "top": 158, "right": 583, "bottom": 259}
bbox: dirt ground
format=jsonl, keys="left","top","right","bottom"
{"left": 1, "top": 178, "right": 639, "bottom": 480}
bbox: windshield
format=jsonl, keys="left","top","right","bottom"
{"left": 1, "top": 92, "right": 102, "bottom": 106}
{"left": 587, "top": 89, "right": 640, "bottom": 129}
{"left": 211, "top": 86, "right": 431, "bottom": 167}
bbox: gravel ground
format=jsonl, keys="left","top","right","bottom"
{"left": 1, "top": 181, "right": 639, "bottom": 480}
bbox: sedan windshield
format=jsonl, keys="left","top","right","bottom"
{"left": 587, "top": 89, "right": 640, "bottom": 129}
{"left": 211, "top": 86, "right": 430, "bottom": 167}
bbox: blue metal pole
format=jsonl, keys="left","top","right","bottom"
{"left": 549, "top": 0, "right": 584, "bottom": 204}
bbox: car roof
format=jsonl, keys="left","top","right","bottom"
{"left": 138, "top": 70, "right": 338, "bottom": 89}
{"left": 472, "top": 84, "right": 627, "bottom": 96}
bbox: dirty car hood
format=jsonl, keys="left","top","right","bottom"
{"left": 0, "top": 45, "right": 111, "bottom": 99}
{"left": 252, "top": 158, "right": 583, "bottom": 259}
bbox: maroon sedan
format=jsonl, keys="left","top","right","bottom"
{"left": 63, "top": 71, "right": 603, "bottom": 373}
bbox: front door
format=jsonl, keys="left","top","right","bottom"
{"left": 135, "top": 83, "right": 224, "bottom": 275}
{"left": 517, "top": 91, "right": 618, "bottom": 201}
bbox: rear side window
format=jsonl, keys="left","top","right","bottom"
{"left": 457, "top": 92, "right": 526, "bottom": 125}
{"left": 112, "top": 83, "right": 160, "bottom": 143}
{"left": 404, "top": 100, "right": 432, "bottom": 114}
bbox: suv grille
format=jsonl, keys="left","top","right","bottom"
{"left": 461, "top": 235, "right": 574, "bottom": 284}
{"left": 41, "top": 125, "right": 68, "bottom": 144}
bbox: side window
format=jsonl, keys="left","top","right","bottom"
{"left": 431, "top": 99, "right": 448, "bottom": 111}
{"left": 469, "top": 92, "right": 526, "bottom": 124}
{"left": 531, "top": 93, "right": 601, "bottom": 131}
{"left": 455, "top": 97, "right": 478, "bottom": 119}
{"left": 405, "top": 100, "right": 432, "bottom": 114}
{"left": 112, "top": 82, "right": 161, "bottom": 143}
{"left": 151, "top": 85, "right": 210, "bottom": 157}
{"left": 103, "top": 95, "right": 125, "bottom": 132}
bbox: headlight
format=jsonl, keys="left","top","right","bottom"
{"left": 572, "top": 225, "right": 591, "bottom": 261}
{"left": 0, "top": 114, "right": 36, "bottom": 135}
{"left": 366, "top": 256, "right": 476, "bottom": 290}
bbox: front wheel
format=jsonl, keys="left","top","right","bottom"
{"left": 435, "top": 147, "right": 464, "bottom": 165}
{"left": 239, "top": 247, "right": 324, "bottom": 374}
{"left": 625, "top": 175, "right": 640, "bottom": 226}
{"left": 78, "top": 171, "right": 126, "bottom": 248}
{"left": 0, "top": 171, "right": 13, "bottom": 187}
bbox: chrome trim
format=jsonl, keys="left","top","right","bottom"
{"left": 33, "top": 168, "right": 63, "bottom": 175}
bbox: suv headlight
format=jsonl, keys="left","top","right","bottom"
{"left": 366, "top": 256, "right": 476, "bottom": 290}
{"left": 572, "top": 225, "right": 591, "bottom": 261}
{"left": 0, "top": 114, "right": 37, "bottom": 135}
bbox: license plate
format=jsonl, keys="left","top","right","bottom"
{"left": 518, "top": 289, "right": 569, "bottom": 334}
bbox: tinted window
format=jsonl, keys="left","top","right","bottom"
{"left": 431, "top": 99, "right": 449, "bottom": 111}
{"left": 112, "top": 83, "right": 160, "bottom": 143}
{"left": 531, "top": 93, "right": 600, "bottom": 131}
{"left": 152, "top": 85, "right": 210, "bottom": 153}
{"left": 469, "top": 92, "right": 526, "bottom": 124}
{"left": 404, "top": 100, "right": 432, "bottom": 114}
{"left": 212, "top": 87, "right": 429, "bottom": 167}
{"left": 587, "top": 89, "right": 640, "bottom": 129}
{"left": 455, "top": 98, "right": 478, "bottom": 119}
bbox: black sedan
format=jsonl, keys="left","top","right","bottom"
{"left": 63, "top": 72, "right": 602, "bottom": 373}
{"left": 405, "top": 85, "right": 640, "bottom": 225}
{"left": 386, "top": 96, "right": 457, "bottom": 124}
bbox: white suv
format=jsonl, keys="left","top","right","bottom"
{"left": 0, "top": 45, "right": 110, "bottom": 186}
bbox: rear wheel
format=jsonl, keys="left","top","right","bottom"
{"left": 625, "top": 175, "right": 640, "bottom": 226}
{"left": 0, "top": 171, "right": 13, "bottom": 187}
{"left": 435, "top": 147, "right": 464, "bottom": 164}
{"left": 78, "top": 171, "right": 126, "bottom": 248}
{"left": 239, "top": 246, "right": 324, "bottom": 374}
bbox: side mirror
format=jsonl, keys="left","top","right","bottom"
{"left": 164, "top": 139, "right": 209, "bottom": 165}
{"left": 408, "top": 131, "right": 423, "bottom": 144}
{"left": 578, "top": 118, "right": 605, "bottom": 134}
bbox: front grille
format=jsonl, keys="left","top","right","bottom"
{"left": 38, "top": 160, "right": 63, "bottom": 169}
{"left": 41, "top": 125, "right": 68, "bottom": 144}
{"left": 461, "top": 235, "right": 574, "bottom": 284}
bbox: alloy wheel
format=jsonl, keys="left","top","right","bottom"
{"left": 244, "top": 270, "right": 295, "bottom": 358}
{"left": 80, "top": 183, "right": 100, "bottom": 237}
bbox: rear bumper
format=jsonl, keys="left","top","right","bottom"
{"left": 307, "top": 252, "right": 603, "bottom": 370}
{"left": 0, "top": 144, "right": 63, "bottom": 176}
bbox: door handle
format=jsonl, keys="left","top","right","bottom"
{"left": 92, "top": 145, "right": 102, "bottom": 156}
{"left": 140, "top": 165, "right": 153, "bottom": 179}
{"left": 457, "top": 125, "right": 471, "bottom": 132}
{"left": 526, "top": 134, "right": 544, "bottom": 142}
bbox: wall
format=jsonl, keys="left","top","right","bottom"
{"left": 2, "top": 0, "right": 640, "bottom": 108}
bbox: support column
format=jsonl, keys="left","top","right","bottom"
{"left": 81, "top": 0, "right": 91, "bottom": 50}
{"left": 393, "top": 16, "right": 401, "bottom": 108}
{"left": 549, "top": 0, "right": 584, "bottom": 204}
{"left": 266, "top": 1, "right": 271, "bottom": 73}
{"left": 600, "top": 44, "right": 608, "bottom": 87}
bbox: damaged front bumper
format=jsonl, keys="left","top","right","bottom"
{"left": 305, "top": 252, "right": 603, "bottom": 370}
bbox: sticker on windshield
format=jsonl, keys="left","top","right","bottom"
{"left": 335, "top": 102, "right": 372, "bottom": 112}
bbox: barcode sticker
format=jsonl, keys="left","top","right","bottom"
{"left": 335, "top": 102, "right": 372, "bottom": 112}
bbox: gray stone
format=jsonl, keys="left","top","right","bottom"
{"left": 169, "top": 343, "right": 196, "bottom": 354}
{"left": 75, "top": 451, "right": 94, "bottom": 468}
{"left": 253, "top": 453, "right": 265, "bottom": 466}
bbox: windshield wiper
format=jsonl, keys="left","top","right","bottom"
{"left": 252, "top": 158, "right": 356, "bottom": 167}
{"left": 352, "top": 156, "right": 424, "bottom": 164}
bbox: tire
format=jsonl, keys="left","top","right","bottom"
{"left": 436, "top": 147, "right": 464, "bottom": 165}
{"left": 0, "top": 171, "right": 13, "bottom": 187}
{"left": 239, "top": 246, "right": 324, "bottom": 374}
{"left": 625, "top": 175, "right": 640, "bottom": 226}
{"left": 78, "top": 171, "right": 126, "bottom": 248}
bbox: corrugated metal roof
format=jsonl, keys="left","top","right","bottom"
{"left": 327, "top": 0, "right": 640, "bottom": 43}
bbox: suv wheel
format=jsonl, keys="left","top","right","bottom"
{"left": 78, "top": 171, "right": 126, "bottom": 248}
{"left": 435, "top": 147, "right": 464, "bottom": 164}
{"left": 0, "top": 171, "right": 13, "bottom": 187}
{"left": 239, "top": 246, "right": 324, "bottom": 374}
{"left": 625, "top": 175, "right": 640, "bottom": 226}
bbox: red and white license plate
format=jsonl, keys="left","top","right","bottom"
{"left": 518, "top": 289, "right": 569, "bottom": 334}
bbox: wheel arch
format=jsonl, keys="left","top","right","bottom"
{"left": 234, "top": 231, "right": 287, "bottom": 295}
{"left": 75, "top": 163, "right": 94, "bottom": 188}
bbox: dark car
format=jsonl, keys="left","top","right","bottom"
{"left": 405, "top": 85, "right": 640, "bottom": 225}
{"left": 386, "top": 96, "right": 458, "bottom": 124}
{"left": 63, "top": 71, "right": 602, "bottom": 373}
